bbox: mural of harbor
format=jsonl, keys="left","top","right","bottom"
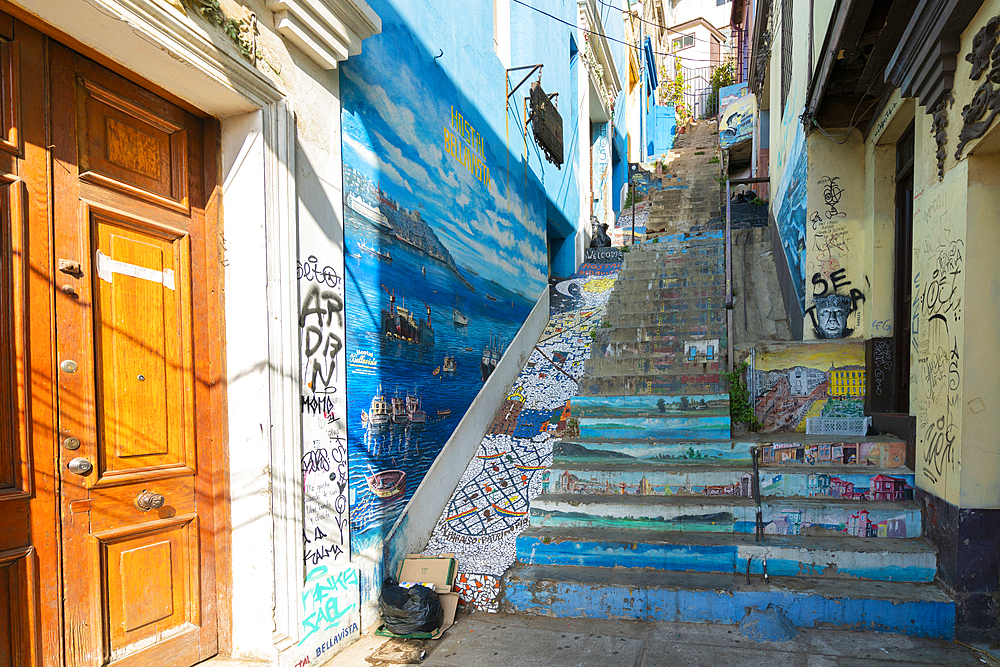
{"left": 340, "top": 21, "right": 547, "bottom": 557}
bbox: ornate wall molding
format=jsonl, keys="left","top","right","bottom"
{"left": 955, "top": 15, "right": 1000, "bottom": 159}
{"left": 930, "top": 91, "right": 952, "bottom": 180}
{"left": 265, "top": 0, "right": 381, "bottom": 70}
{"left": 885, "top": 0, "right": 986, "bottom": 111}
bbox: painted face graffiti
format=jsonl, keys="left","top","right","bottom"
{"left": 814, "top": 294, "right": 851, "bottom": 338}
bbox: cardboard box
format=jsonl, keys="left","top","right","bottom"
{"left": 376, "top": 553, "right": 458, "bottom": 640}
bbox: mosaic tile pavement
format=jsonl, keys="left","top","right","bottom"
{"left": 421, "top": 263, "right": 620, "bottom": 611}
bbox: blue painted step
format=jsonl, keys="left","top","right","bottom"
{"left": 500, "top": 564, "right": 955, "bottom": 639}
{"left": 553, "top": 439, "right": 756, "bottom": 465}
{"left": 515, "top": 527, "right": 937, "bottom": 582}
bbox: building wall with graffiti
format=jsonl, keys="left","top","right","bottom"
{"left": 338, "top": 0, "right": 585, "bottom": 608}
{"left": 803, "top": 134, "right": 867, "bottom": 340}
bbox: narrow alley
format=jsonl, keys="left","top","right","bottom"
{"left": 3, "top": 0, "right": 1000, "bottom": 665}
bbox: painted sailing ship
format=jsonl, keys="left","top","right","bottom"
{"left": 380, "top": 287, "right": 434, "bottom": 347}
{"left": 366, "top": 469, "right": 406, "bottom": 500}
{"left": 481, "top": 333, "right": 499, "bottom": 381}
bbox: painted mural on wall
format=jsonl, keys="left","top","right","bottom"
{"left": 719, "top": 92, "right": 755, "bottom": 148}
{"left": 421, "top": 263, "right": 620, "bottom": 612}
{"left": 718, "top": 82, "right": 749, "bottom": 114}
{"left": 340, "top": 21, "right": 547, "bottom": 559}
{"left": 911, "top": 181, "right": 964, "bottom": 499}
{"left": 750, "top": 341, "right": 866, "bottom": 433}
{"left": 773, "top": 129, "right": 807, "bottom": 311}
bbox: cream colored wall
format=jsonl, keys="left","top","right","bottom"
{"left": 811, "top": 0, "right": 836, "bottom": 70}
{"left": 863, "top": 93, "right": 913, "bottom": 340}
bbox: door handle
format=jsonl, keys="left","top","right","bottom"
{"left": 67, "top": 457, "right": 93, "bottom": 475}
{"left": 134, "top": 490, "right": 166, "bottom": 512}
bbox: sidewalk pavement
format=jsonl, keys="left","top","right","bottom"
{"left": 327, "top": 610, "right": 1000, "bottom": 667}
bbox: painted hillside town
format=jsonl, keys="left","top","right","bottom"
{"left": 4, "top": 0, "right": 1000, "bottom": 666}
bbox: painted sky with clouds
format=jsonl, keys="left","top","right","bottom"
{"left": 340, "top": 23, "right": 547, "bottom": 299}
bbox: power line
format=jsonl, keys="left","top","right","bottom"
{"left": 597, "top": 0, "right": 731, "bottom": 49}
{"left": 511, "top": 0, "right": 731, "bottom": 65}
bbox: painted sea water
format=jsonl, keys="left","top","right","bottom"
{"left": 344, "top": 196, "right": 535, "bottom": 555}
{"left": 339, "top": 19, "right": 548, "bottom": 558}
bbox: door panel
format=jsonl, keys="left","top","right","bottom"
{"left": 92, "top": 212, "right": 194, "bottom": 477}
{"left": 50, "top": 42, "right": 217, "bottom": 667}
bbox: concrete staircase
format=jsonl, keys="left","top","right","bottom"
{"left": 500, "top": 221, "right": 954, "bottom": 638}
{"left": 644, "top": 120, "right": 722, "bottom": 238}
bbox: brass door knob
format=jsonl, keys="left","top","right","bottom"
{"left": 134, "top": 490, "right": 166, "bottom": 511}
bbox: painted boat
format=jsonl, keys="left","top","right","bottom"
{"left": 453, "top": 308, "right": 468, "bottom": 326}
{"left": 358, "top": 240, "right": 392, "bottom": 263}
{"left": 366, "top": 385, "right": 390, "bottom": 428}
{"left": 442, "top": 354, "right": 457, "bottom": 373}
{"left": 391, "top": 394, "right": 408, "bottom": 425}
{"left": 486, "top": 294, "right": 498, "bottom": 301}
{"left": 406, "top": 392, "right": 426, "bottom": 424}
{"left": 367, "top": 469, "right": 406, "bottom": 500}
{"left": 347, "top": 194, "right": 393, "bottom": 232}
{"left": 437, "top": 409, "right": 451, "bottom": 417}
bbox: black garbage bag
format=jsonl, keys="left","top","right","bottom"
{"left": 379, "top": 577, "right": 443, "bottom": 635}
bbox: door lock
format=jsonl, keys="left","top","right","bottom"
{"left": 67, "top": 457, "right": 93, "bottom": 475}
{"left": 134, "top": 490, "right": 166, "bottom": 512}
{"left": 63, "top": 436, "right": 81, "bottom": 450}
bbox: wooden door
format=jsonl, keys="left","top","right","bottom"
{"left": 0, "top": 15, "right": 57, "bottom": 667}
{"left": 49, "top": 44, "right": 221, "bottom": 667}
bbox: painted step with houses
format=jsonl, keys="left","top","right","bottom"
{"left": 528, "top": 493, "right": 922, "bottom": 538}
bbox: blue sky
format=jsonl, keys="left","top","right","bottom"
{"left": 340, "top": 23, "right": 548, "bottom": 298}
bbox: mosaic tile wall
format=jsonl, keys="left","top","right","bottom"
{"left": 421, "top": 263, "right": 620, "bottom": 611}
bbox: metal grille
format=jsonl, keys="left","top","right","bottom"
{"left": 780, "top": 0, "right": 792, "bottom": 115}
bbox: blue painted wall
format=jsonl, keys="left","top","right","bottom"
{"left": 599, "top": 0, "right": 629, "bottom": 218}
{"left": 340, "top": 0, "right": 588, "bottom": 608}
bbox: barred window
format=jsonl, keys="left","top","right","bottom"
{"left": 780, "top": 0, "right": 792, "bottom": 115}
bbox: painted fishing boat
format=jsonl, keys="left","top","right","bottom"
{"left": 486, "top": 293, "right": 498, "bottom": 301}
{"left": 437, "top": 408, "right": 451, "bottom": 417}
{"left": 366, "top": 469, "right": 406, "bottom": 500}
{"left": 442, "top": 354, "right": 457, "bottom": 373}
{"left": 391, "top": 393, "right": 408, "bottom": 425}
{"left": 365, "top": 385, "right": 390, "bottom": 429}
{"left": 358, "top": 240, "right": 392, "bottom": 263}
{"left": 406, "top": 392, "right": 426, "bottom": 424}
{"left": 453, "top": 308, "right": 468, "bottom": 326}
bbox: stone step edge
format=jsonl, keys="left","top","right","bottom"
{"left": 517, "top": 526, "right": 937, "bottom": 554}
{"left": 502, "top": 563, "right": 954, "bottom": 604}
